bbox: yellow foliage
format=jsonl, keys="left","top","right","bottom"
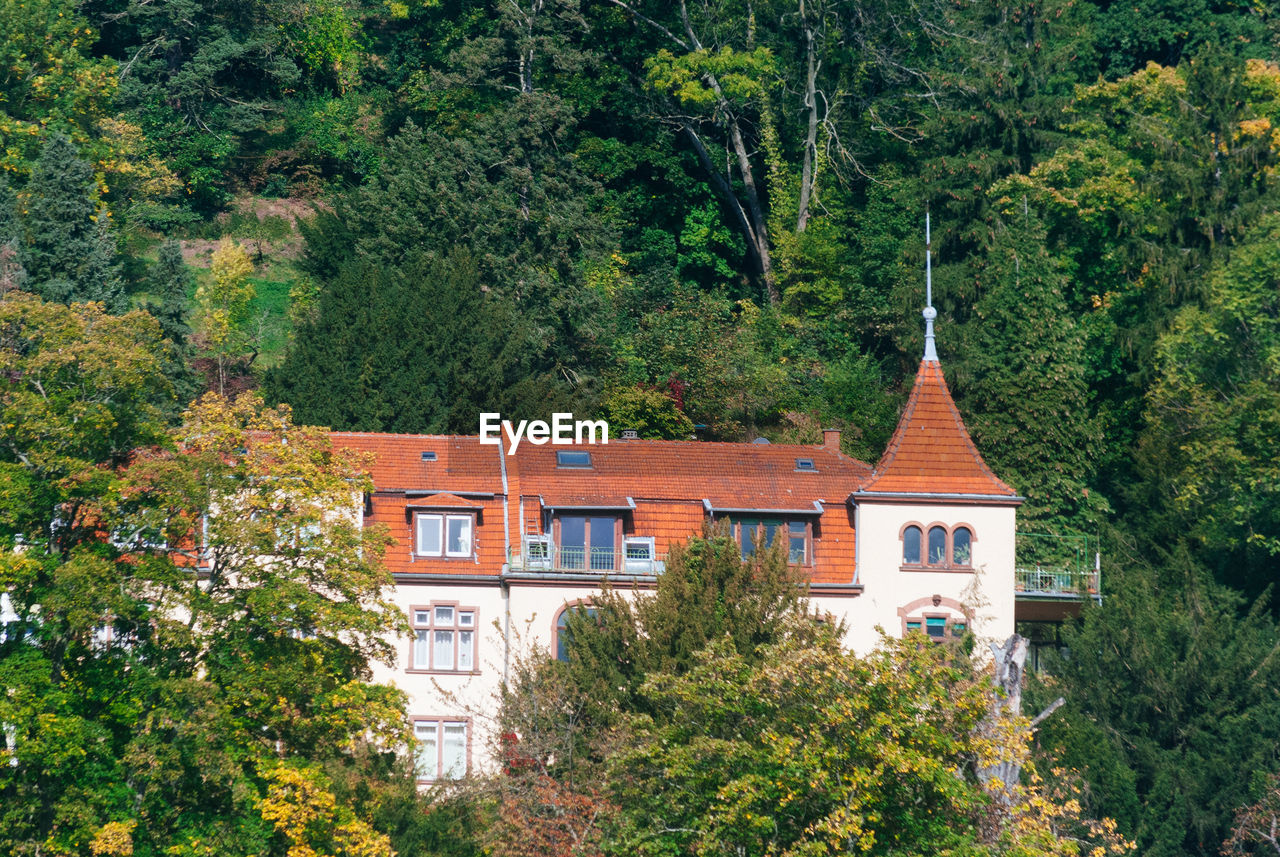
{"left": 259, "top": 764, "right": 393, "bottom": 857}
{"left": 90, "top": 820, "right": 137, "bottom": 857}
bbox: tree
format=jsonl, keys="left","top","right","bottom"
{"left": 1225, "top": 772, "right": 1280, "bottom": 857}
{"left": 606, "top": 631, "right": 1132, "bottom": 857}
{"left": 195, "top": 238, "right": 256, "bottom": 394}
{"left": 1031, "top": 548, "right": 1280, "bottom": 857}
{"left": 0, "top": 0, "right": 117, "bottom": 173}
{"left": 0, "top": 387, "right": 419, "bottom": 856}
{"left": 599, "top": 385, "right": 693, "bottom": 439}
{"left": 956, "top": 205, "right": 1109, "bottom": 533}
{"left": 146, "top": 240, "right": 198, "bottom": 403}
{"left": 0, "top": 294, "right": 172, "bottom": 549}
{"left": 1141, "top": 213, "right": 1280, "bottom": 590}
{"left": 23, "top": 134, "right": 125, "bottom": 311}
{"left": 268, "top": 251, "right": 585, "bottom": 434}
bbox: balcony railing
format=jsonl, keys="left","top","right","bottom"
{"left": 509, "top": 539, "right": 668, "bottom": 575}
{"left": 1015, "top": 531, "right": 1100, "bottom": 600}
{"left": 1015, "top": 566, "right": 1100, "bottom": 598}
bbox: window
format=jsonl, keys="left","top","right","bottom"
{"left": 556, "top": 450, "right": 592, "bottom": 468}
{"left": 420, "top": 451, "right": 437, "bottom": 461}
{"left": 952, "top": 527, "right": 972, "bottom": 566}
{"left": 415, "top": 513, "right": 473, "bottom": 558}
{"left": 900, "top": 523, "right": 976, "bottom": 569}
{"left": 794, "top": 458, "right": 816, "bottom": 471}
{"left": 555, "top": 516, "right": 617, "bottom": 571}
{"left": 927, "top": 526, "right": 947, "bottom": 565}
{"left": 623, "top": 536, "right": 660, "bottom": 572}
{"left": 903, "top": 526, "right": 922, "bottom": 564}
{"left": 903, "top": 614, "right": 968, "bottom": 641}
{"left": 414, "top": 719, "right": 468, "bottom": 781}
{"left": 555, "top": 604, "right": 597, "bottom": 663}
{"left": 732, "top": 518, "right": 809, "bottom": 564}
{"left": 411, "top": 604, "right": 477, "bottom": 672}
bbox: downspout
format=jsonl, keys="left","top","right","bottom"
{"left": 853, "top": 500, "right": 861, "bottom": 586}
{"left": 497, "top": 444, "right": 511, "bottom": 688}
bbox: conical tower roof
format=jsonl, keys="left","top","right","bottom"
{"left": 854, "top": 214, "right": 1020, "bottom": 503}
{"left": 855, "top": 359, "right": 1020, "bottom": 501}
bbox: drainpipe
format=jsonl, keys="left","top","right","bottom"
{"left": 497, "top": 443, "right": 512, "bottom": 688}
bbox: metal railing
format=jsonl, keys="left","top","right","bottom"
{"left": 509, "top": 541, "right": 668, "bottom": 575}
{"left": 1015, "top": 531, "right": 1100, "bottom": 600}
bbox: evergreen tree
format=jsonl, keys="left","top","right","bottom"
{"left": 268, "top": 250, "right": 583, "bottom": 433}
{"left": 956, "top": 206, "right": 1108, "bottom": 533}
{"left": 24, "top": 135, "right": 124, "bottom": 311}
{"left": 146, "top": 240, "right": 197, "bottom": 406}
{"left": 1032, "top": 550, "right": 1280, "bottom": 857}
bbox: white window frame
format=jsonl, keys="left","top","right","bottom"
{"left": 623, "top": 536, "right": 657, "bottom": 572}
{"left": 415, "top": 513, "right": 474, "bottom": 558}
{"left": 413, "top": 718, "right": 468, "bottom": 782}
{"left": 411, "top": 603, "right": 478, "bottom": 672}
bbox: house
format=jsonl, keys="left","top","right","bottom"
{"left": 329, "top": 303, "right": 1065, "bottom": 783}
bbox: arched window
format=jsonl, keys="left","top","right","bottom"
{"left": 555, "top": 604, "right": 597, "bottom": 663}
{"left": 903, "top": 525, "right": 922, "bottom": 564}
{"left": 927, "top": 526, "right": 947, "bottom": 565}
{"left": 952, "top": 527, "right": 972, "bottom": 566}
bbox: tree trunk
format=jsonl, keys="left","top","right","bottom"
{"left": 979, "top": 634, "right": 1064, "bottom": 808}
{"left": 796, "top": 22, "right": 820, "bottom": 234}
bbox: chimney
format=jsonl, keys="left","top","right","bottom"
{"left": 822, "top": 428, "right": 841, "bottom": 453}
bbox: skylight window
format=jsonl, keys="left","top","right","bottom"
{"left": 794, "top": 458, "right": 817, "bottom": 471}
{"left": 556, "top": 450, "right": 592, "bottom": 468}
{"left": 421, "top": 451, "right": 437, "bottom": 461}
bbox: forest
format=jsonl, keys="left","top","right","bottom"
{"left": 2, "top": 0, "right": 1280, "bottom": 854}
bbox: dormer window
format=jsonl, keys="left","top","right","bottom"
{"left": 730, "top": 517, "right": 810, "bottom": 564}
{"left": 556, "top": 450, "right": 592, "bottom": 468}
{"left": 415, "top": 513, "right": 474, "bottom": 558}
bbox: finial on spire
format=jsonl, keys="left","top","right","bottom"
{"left": 923, "top": 212, "right": 938, "bottom": 362}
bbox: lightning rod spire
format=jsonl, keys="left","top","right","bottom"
{"left": 923, "top": 212, "right": 938, "bottom": 362}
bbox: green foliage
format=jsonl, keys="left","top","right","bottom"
{"left": 1032, "top": 552, "right": 1280, "bottom": 857}
{"left": 606, "top": 634, "right": 993, "bottom": 857}
{"left": 0, "top": 0, "right": 117, "bottom": 173}
{"left": 1143, "top": 213, "right": 1280, "bottom": 580}
{"left": 956, "top": 206, "right": 1109, "bottom": 532}
{"left": 0, "top": 384, "right": 421, "bottom": 856}
{"left": 23, "top": 135, "right": 125, "bottom": 311}
{"left": 600, "top": 385, "right": 694, "bottom": 440}
{"left": 0, "top": 295, "right": 172, "bottom": 546}
{"left": 268, "top": 251, "right": 584, "bottom": 433}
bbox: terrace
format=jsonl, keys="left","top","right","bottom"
{"left": 1014, "top": 531, "right": 1101, "bottom": 621}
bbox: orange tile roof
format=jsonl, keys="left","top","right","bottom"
{"left": 857, "top": 360, "right": 1020, "bottom": 500}
{"left": 330, "top": 434, "right": 504, "bottom": 493}
{"left": 512, "top": 439, "right": 872, "bottom": 510}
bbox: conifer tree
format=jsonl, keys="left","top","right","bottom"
{"left": 956, "top": 205, "right": 1108, "bottom": 533}
{"left": 24, "top": 135, "right": 124, "bottom": 311}
{"left": 148, "top": 241, "right": 193, "bottom": 349}
{"left": 146, "top": 240, "right": 197, "bottom": 405}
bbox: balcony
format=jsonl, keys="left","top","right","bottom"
{"left": 1014, "top": 532, "right": 1101, "bottom": 622}
{"left": 508, "top": 536, "right": 668, "bottom": 576}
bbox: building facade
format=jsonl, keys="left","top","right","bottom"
{"left": 332, "top": 348, "right": 1028, "bottom": 782}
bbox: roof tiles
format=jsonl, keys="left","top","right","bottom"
{"left": 859, "top": 360, "right": 1019, "bottom": 499}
